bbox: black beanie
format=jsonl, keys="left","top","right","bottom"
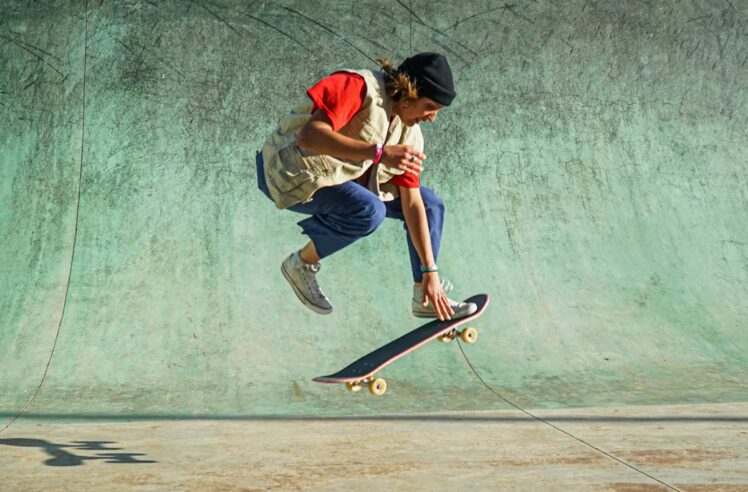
{"left": 397, "top": 52, "right": 456, "bottom": 106}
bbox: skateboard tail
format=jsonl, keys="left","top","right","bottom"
{"left": 312, "top": 376, "right": 347, "bottom": 384}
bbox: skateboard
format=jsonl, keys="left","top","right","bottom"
{"left": 313, "top": 294, "right": 489, "bottom": 396}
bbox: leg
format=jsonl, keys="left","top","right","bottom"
{"left": 288, "top": 181, "right": 387, "bottom": 260}
{"left": 385, "top": 187, "right": 476, "bottom": 319}
{"left": 299, "top": 240, "right": 320, "bottom": 265}
{"left": 258, "top": 152, "right": 387, "bottom": 314}
{"left": 278, "top": 186, "right": 386, "bottom": 315}
{"left": 257, "top": 151, "right": 386, "bottom": 261}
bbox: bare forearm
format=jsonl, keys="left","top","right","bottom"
{"left": 402, "top": 200, "right": 435, "bottom": 268}
{"left": 400, "top": 188, "right": 450, "bottom": 317}
{"left": 297, "top": 121, "right": 375, "bottom": 162}
{"left": 296, "top": 110, "right": 425, "bottom": 176}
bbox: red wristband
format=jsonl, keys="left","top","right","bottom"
{"left": 373, "top": 143, "right": 384, "bottom": 165}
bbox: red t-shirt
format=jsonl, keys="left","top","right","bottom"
{"left": 306, "top": 72, "right": 420, "bottom": 189}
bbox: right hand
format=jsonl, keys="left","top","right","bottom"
{"left": 380, "top": 145, "right": 426, "bottom": 176}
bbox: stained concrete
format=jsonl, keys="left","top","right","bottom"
{"left": 1, "top": 404, "right": 747, "bottom": 491}
{"left": 1, "top": 0, "right": 746, "bottom": 490}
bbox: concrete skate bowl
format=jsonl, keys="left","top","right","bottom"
{"left": 1, "top": 1, "right": 746, "bottom": 425}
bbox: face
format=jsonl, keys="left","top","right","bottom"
{"left": 397, "top": 97, "right": 443, "bottom": 126}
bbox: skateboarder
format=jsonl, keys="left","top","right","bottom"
{"left": 257, "top": 52, "right": 477, "bottom": 322}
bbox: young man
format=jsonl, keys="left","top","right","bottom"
{"left": 257, "top": 53, "right": 477, "bottom": 321}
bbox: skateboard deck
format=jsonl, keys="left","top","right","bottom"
{"left": 313, "top": 294, "right": 489, "bottom": 395}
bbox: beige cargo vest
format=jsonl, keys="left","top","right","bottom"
{"left": 261, "top": 69, "right": 424, "bottom": 209}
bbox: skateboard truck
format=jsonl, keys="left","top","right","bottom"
{"left": 345, "top": 377, "right": 387, "bottom": 396}
{"left": 437, "top": 326, "right": 478, "bottom": 344}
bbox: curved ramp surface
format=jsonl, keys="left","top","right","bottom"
{"left": 1, "top": 1, "right": 746, "bottom": 421}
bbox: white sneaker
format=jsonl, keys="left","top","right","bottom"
{"left": 412, "top": 279, "right": 477, "bottom": 319}
{"left": 281, "top": 251, "right": 333, "bottom": 315}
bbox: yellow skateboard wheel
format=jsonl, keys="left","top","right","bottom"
{"left": 368, "top": 378, "right": 387, "bottom": 396}
{"left": 460, "top": 327, "right": 478, "bottom": 344}
{"left": 346, "top": 381, "right": 362, "bottom": 392}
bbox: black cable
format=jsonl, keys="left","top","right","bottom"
{"left": 456, "top": 340, "right": 681, "bottom": 492}
{"left": 1, "top": 1, "right": 89, "bottom": 435}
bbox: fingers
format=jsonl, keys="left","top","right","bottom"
{"left": 428, "top": 291, "right": 453, "bottom": 321}
{"left": 381, "top": 146, "right": 427, "bottom": 175}
{"left": 401, "top": 154, "right": 426, "bottom": 175}
{"left": 439, "top": 294, "right": 453, "bottom": 321}
{"left": 404, "top": 151, "right": 426, "bottom": 165}
{"left": 404, "top": 146, "right": 426, "bottom": 161}
{"left": 422, "top": 274, "right": 453, "bottom": 321}
{"left": 398, "top": 159, "right": 423, "bottom": 176}
{"left": 400, "top": 146, "right": 426, "bottom": 175}
{"left": 434, "top": 297, "right": 447, "bottom": 321}
{"left": 443, "top": 295, "right": 455, "bottom": 317}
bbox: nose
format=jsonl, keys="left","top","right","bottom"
{"left": 427, "top": 111, "right": 437, "bottom": 122}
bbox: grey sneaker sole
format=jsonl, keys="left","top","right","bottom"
{"left": 412, "top": 303, "right": 478, "bottom": 320}
{"left": 281, "top": 262, "right": 332, "bottom": 315}
{"left": 412, "top": 309, "right": 440, "bottom": 319}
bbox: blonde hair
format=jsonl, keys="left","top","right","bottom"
{"left": 377, "top": 58, "right": 418, "bottom": 102}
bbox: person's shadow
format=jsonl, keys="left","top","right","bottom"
{"left": 0, "top": 438, "right": 157, "bottom": 466}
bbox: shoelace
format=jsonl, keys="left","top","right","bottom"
{"left": 415, "top": 278, "right": 454, "bottom": 296}
{"left": 439, "top": 279, "right": 468, "bottom": 308}
{"left": 414, "top": 278, "right": 461, "bottom": 307}
{"left": 300, "top": 261, "right": 330, "bottom": 300}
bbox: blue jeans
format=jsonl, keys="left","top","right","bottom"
{"left": 256, "top": 152, "right": 444, "bottom": 283}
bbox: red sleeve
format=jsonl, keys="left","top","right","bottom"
{"left": 306, "top": 72, "right": 366, "bottom": 132}
{"left": 389, "top": 171, "right": 421, "bottom": 189}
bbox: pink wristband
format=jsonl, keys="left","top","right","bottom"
{"left": 373, "top": 143, "right": 384, "bottom": 165}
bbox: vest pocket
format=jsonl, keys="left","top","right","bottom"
{"left": 280, "top": 143, "right": 335, "bottom": 175}
{"left": 297, "top": 145, "right": 335, "bottom": 175}
{"left": 274, "top": 144, "right": 315, "bottom": 192}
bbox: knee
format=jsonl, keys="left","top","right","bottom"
{"left": 356, "top": 198, "right": 386, "bottom": 235}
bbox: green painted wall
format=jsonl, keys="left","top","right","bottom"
{"left": 1, "top": 1, "right": 746, "bottom": 419}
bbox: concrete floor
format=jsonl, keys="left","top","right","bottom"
{"left": 2, "top": 403, "right": 747, "bottom": 491}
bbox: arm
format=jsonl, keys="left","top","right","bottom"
{"left": 297, "top": 110, "right": 425, "bottom": 176}
{"left": 297, "top": 110, "right": 376, "bottom": 162}
{"left": 399, "top": 186, "right": 455, "bottom": 320}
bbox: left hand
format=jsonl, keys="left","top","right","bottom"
{"left": 421, "top": 272, "right": 454, "bottom": 321}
